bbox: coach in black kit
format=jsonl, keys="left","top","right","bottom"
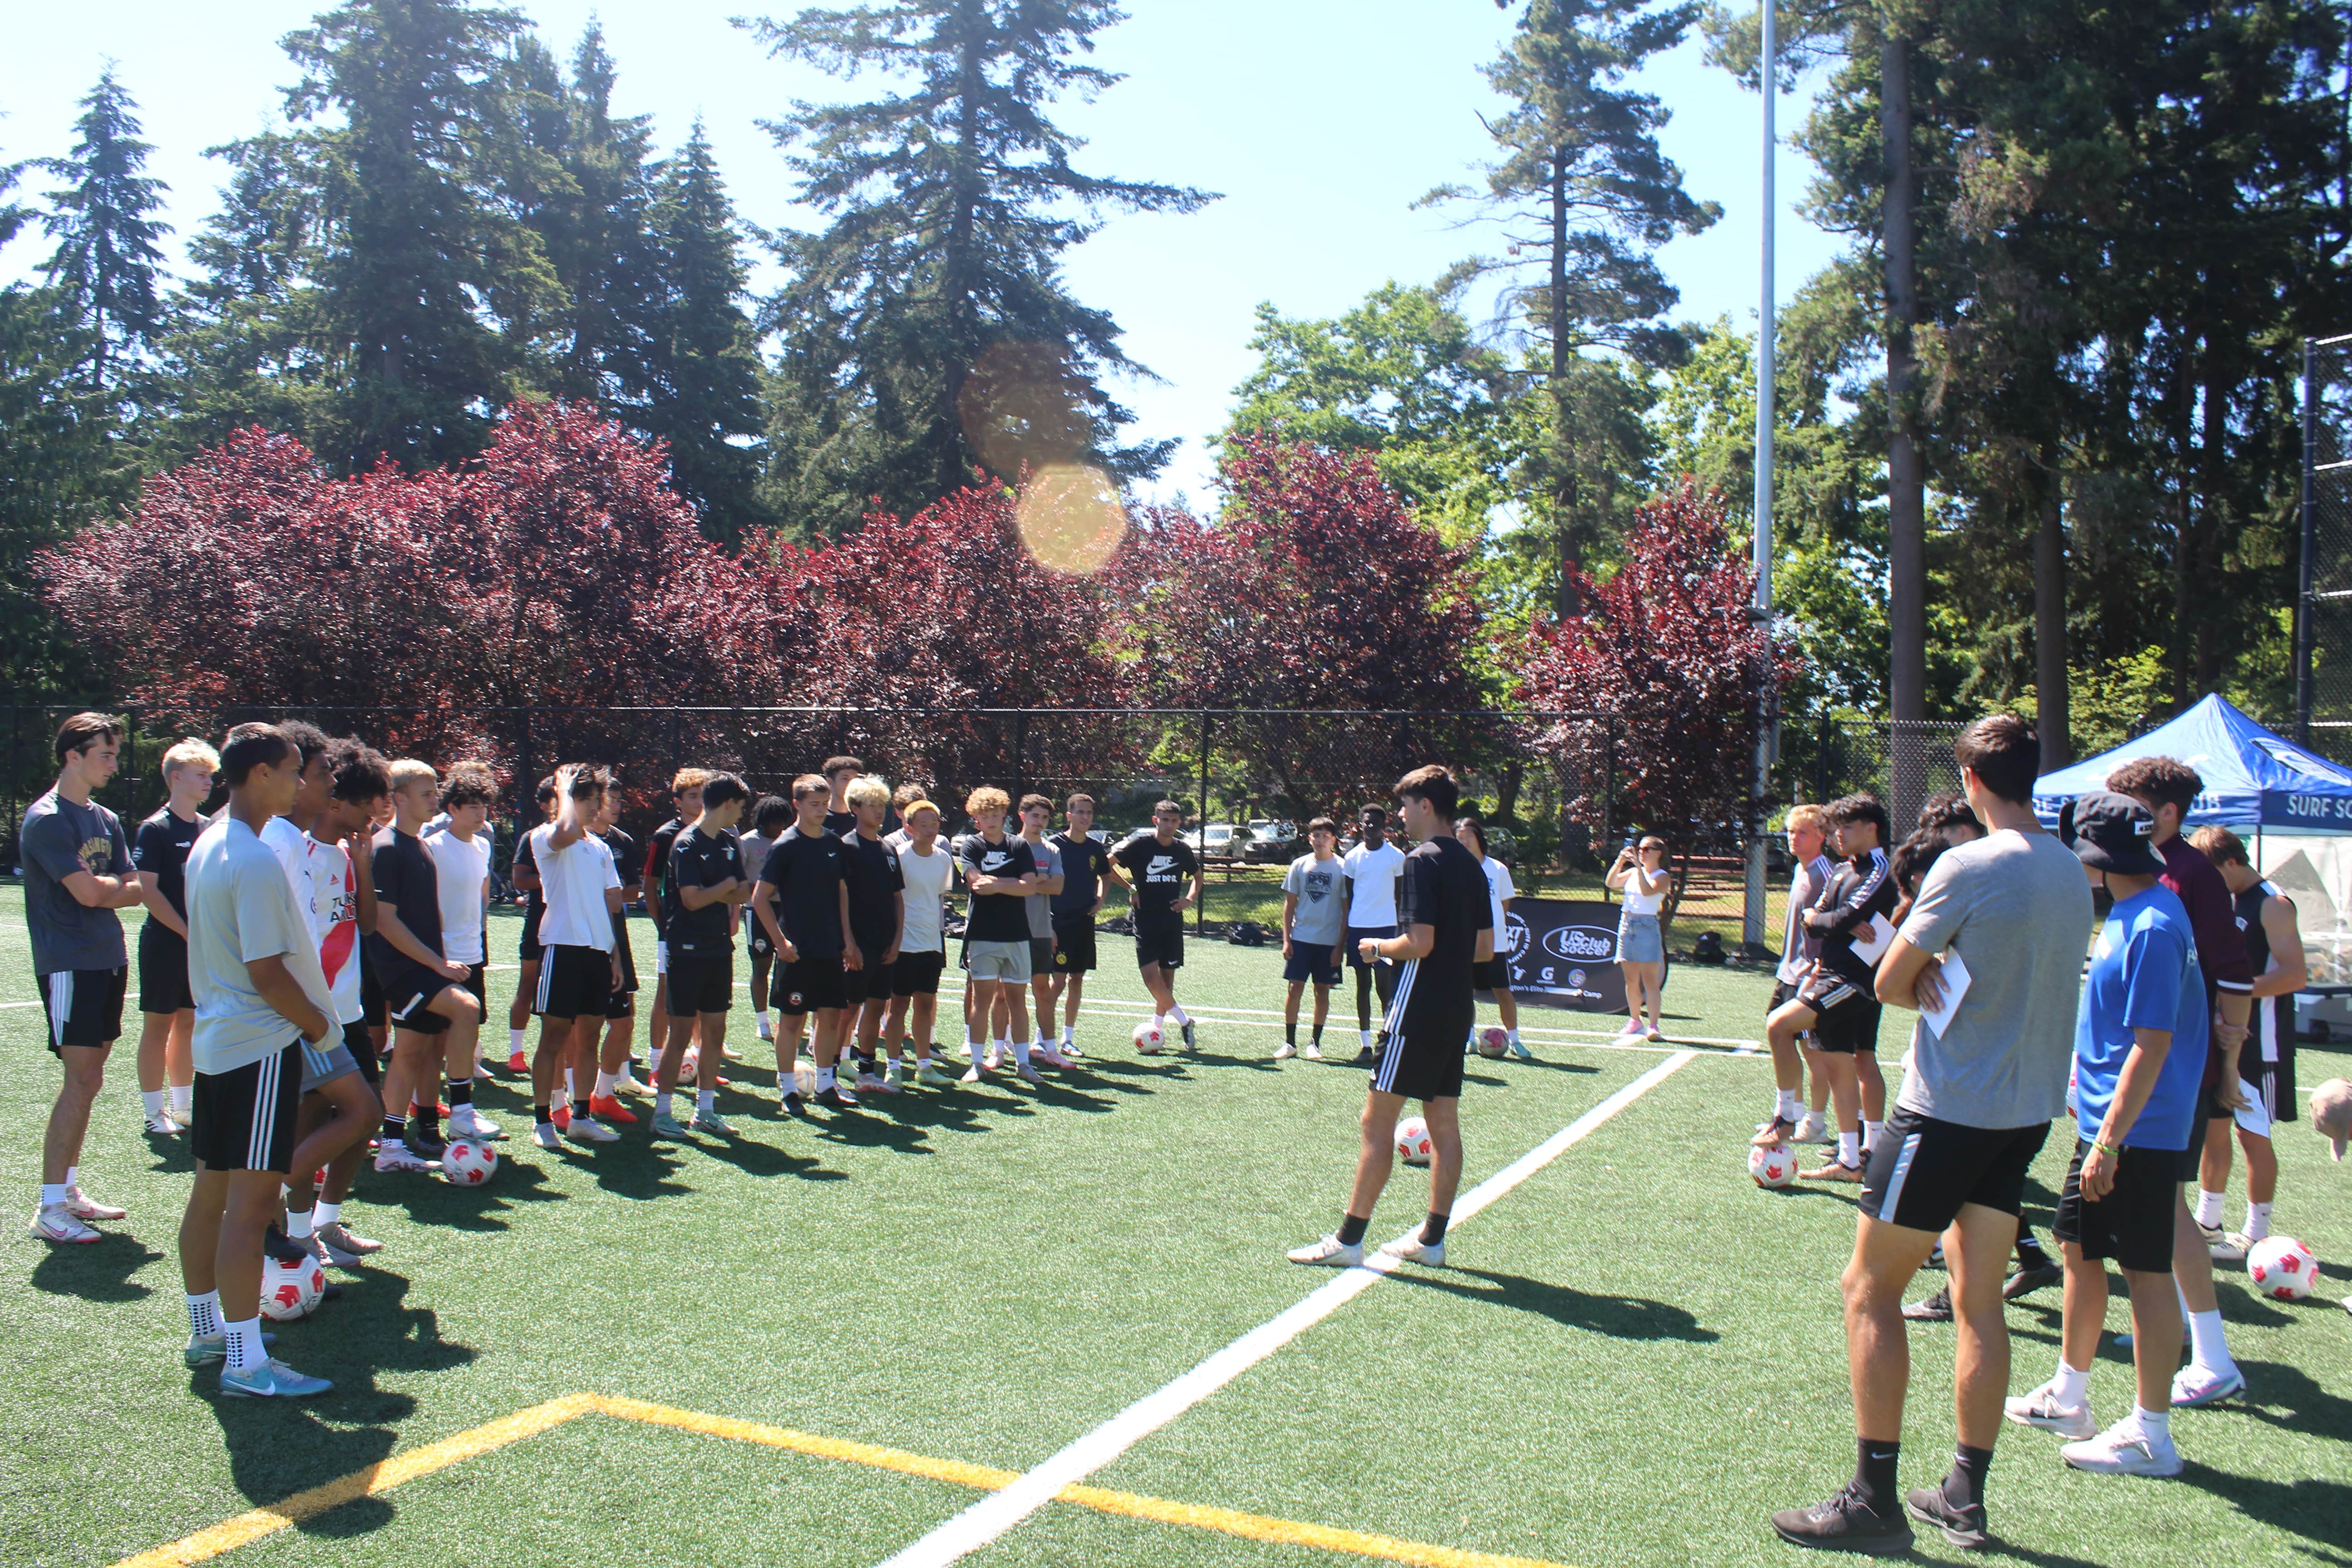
{"left": 1288, "top": 765, "right": 1492, "bottom": 1270}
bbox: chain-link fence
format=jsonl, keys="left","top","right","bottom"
{"left": 2301, "top": 333, "right": 2352, "bottom": 740}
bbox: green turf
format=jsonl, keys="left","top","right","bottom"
{"left": 2, "top": 886, "right": 2347, "bottom": 1568}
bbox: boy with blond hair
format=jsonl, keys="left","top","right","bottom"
{"left": 132, "top": 737, "right": 219, "bottom": 1136}
{"left": 841, "top": 774, "right": 908, "bottom": 1091}
{"left": 957, "top": 786, "right": 1043, "bottom": 1083}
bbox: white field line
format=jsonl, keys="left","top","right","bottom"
{"left": 871, "top": 1049, "right": 1701, "bottom": 1568}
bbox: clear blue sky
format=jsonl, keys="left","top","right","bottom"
{"left": 1, "top": 0, "right": 1844, "bottom": 505}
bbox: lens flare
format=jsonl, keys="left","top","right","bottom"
{"left": 1016, "top": 464, "right": 1127, "bottom": 577}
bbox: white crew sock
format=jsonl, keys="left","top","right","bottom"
{"left": 66, "top": 1166, "right": 78, "bottom": 1192}
{"left": 1862, "top": 1118, "right": 1883, "bottom": 1149}
{"left": 815, "top": 1066, "right": 836, "bottom": 1092}
{"left": 2244, "top": 1200, "right": 2273, "bottom": 1243}
{"left": 314, "top": 1200, "right": 341, "bottom": 1229}
{"left": 2052, "top": 1358, "right": 2092, "bottom": 1408}
{"left": 1034, "top": 1034, "right": 1051, "bottom": 1055}
{"left": 1507, "top": 1028, "right": 1520, "bottom": 1044}
{"left": 40, "top": 1182, "right": 67, "bottom": 1210}
{"left": 2187, "top": 1306, "right": 2234, "bottom": 1373}
{"left": 1165, "top": 1003, "right": 1189, "bottom": 1026}
{"left": 654, "top": 1090, "right": 673, "bottom": 1118}
{"left": 1061, "top": 1023, "right": 1073, "bottom": 1042}
{"left": 593, "top": 1070, "right": 616, "bottom": 1099}
{"left": 1005, "top": 1038, "right": 1028, "bottom": 1068}
{"left": 509, "top": 1027, "right": 525, "bottom": 1051}
{"left": 563, "top": 1069, "right": 575, "bottom": 1098}
{"left": 1837, "top": 1131, "right": 1861, "bottom": 1167}
{"left": 696, "top": 1087, "right": 715, "bottom": 1112}
{"left": 142, "top": 1089, "right": 167, "bottom": 1119}
{"left": 289, "top": 1208, "right": 317, "bottom": 1240}
{"left": 1776, "top": 1089, "right": 1800, "bottom": 1122}
{"left": 170, "top": 1083, "right": 193, "bottom": 1116}
{"left": 2194, "top": 1187, "right": 2225, "bottom": 1228}
{"left": 186, "top": 1291, "right": 222, "bottom": 1339}
{"left": 224, "top": 1317, "right": 266, "bottom": 1372}
{"left": 1359, "top": 1028, "right": 1372, "bottom": 1049}
{"left": 2131, "top": 1405, "right": 2171, "bottom": 1443}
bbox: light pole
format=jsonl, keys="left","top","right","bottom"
{"left": 1743, "top": 0, "right": 1778, "bottom": 954}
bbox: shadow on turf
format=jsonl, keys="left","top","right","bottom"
{"left": 377, "top": 1152, "right": 564, "bottom": 1231}
{"left": 1387, "top": 1264, "right": 1719, "bottom": 1343}
{"left": 30, "top": 1229, "right": 164, "bottom": 1301}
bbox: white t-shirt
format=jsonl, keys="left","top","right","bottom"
{"left": 1620, "top": 867, "right": 1666, "bottom": 915}
{"left": 1342, "top": 841, "right": 1406, "bottom": 926}
{"left": 424, "top": 828, "right": 491, "bottom": 965}
{"left": 896, "top": 838, "right": 954, "bottom": 954}
{"left": 1478, "top": 856, "right": 1517, "bottom": 938}
{"left": 186, "top": 818, "right": 333, "bottom": 1074}
{"left": 307, "top": 833, "right": 365, "bottom": 1025}
{"left": 260, "top": 815, "right": 311, "bottom": 916}
{"left": 532, "top": 823, "right": 619, "bottom": 951}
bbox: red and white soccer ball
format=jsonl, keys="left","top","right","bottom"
{"left": 442, "top": 1139, "right": 499, "bottom": 1186}
{"left": 1749, "top": 1144, "right": 1799, "bottom": 1189}
{"left": 1132, "top": 1019, "right": 1165, "bottom": 1055}
{"left": 259, "top": 1254, "right": 326, "bottom": 1321}
{"left": 1477, "top": 1026, "right": 1510, "bottom": 1059}
{"left": 2246, "top": 1236, "right": 2319, "bottom": 1301}
{"left": 1396, "top": 1115, "right": 1433, "bottom": 1167}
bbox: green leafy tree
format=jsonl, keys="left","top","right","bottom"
{"left": 38, "top": 69, "right": 172, "bottom": 390}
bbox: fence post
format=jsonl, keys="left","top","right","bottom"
{"left": 518, "top": 706, "right": 534, "bottom": 837}
{"left": 2300, "top": 337, "right": 2318, "bottom": 745}
{"left": 1014, "top": 710, "right": 1029, "bottom": 804}
{"left": 1196, "top": 710, "right": 1211, "bottom": 933}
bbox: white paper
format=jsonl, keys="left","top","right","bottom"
{"left": 1921, "top": 951, "right": 1972, "bottom": 1038}
{"left": 1848, "top": 912, "right": 1897, "bottom": 966}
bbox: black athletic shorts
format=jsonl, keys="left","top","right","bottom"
{"left": 1860, "top": 1106, "right": 2049, "bottom": 1234}
{"left": 776, "top": 954, "right": 847, "bottom": 1015}
{"left": 892, "top": 951, "right": 946, "bottom": 998}
{"left": 1372, "top": 1001, "right": 1474, "bottom": 1102}
{"left": 1812, "top": 995, "right": 1883, "bottom": 1056}
{"left": 460, "top": 963, "right": 486, "bottom": 1008}
{"left": 1028, "top": 936, "right": 1055, "bottom": 978}
{"left": 39, "top": 965, "right": 126, "bottom": 1053}
{"left": 1284, "top": 940, "right": 1342, "bottom": 987}
{"left": 362, "top": 957, "right": 387, "bottom": 1029}
{"left": 1345, "top": 924, "right": 1398, "bottom": 971}
{"left": 1051, "top": 916, "right": 1097, "bottom": 974}
{"left": 2054, "top": 1138, "right": 2183, "bottom": 1274}
{"left": 385, "top": 972, "right": 454, "bottom": 1036}
{"left": 138, "top": 926, "right": 194, "bottom": 1015}
{"left": 1769, "top": 978, "right": 1798, "bottom": 1014}
{"left": 535, "top": 944, "right": 612, "bottom": 1021}
{"left": 519, "top": 902, "right": 545, "bottom": 964}
{"left": 2176, "top": 1088, "right": 2228, "bottom": 1181}
{"left": 1135, "top": 919, "right": 1185, "bottom": 972}
{"left": 343, "top": 1019, "right": 381, "bottom": 1088}
{"left": 191, "top": 1039, "right": 303, "bottom": 1174}
{"left": 667, "top": 950, "right": 734, "bottom": 1017}
{"left": 747, "top": 920, "right": 774, "bottom": 960}
{"left": 1470, "top": 958, "right": 1510, "bottom": 993}
{"left": 1797, "top": 973, "right": 1871, "bottom": 1014}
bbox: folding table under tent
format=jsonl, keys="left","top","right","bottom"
{"left": 2031, "top": 693, "right": 2352, "bottom": 987}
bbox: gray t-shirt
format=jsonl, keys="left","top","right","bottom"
{"left": 186, "top": 817, "right": 334, "bottom": 1075}
{"left": 1283, "top": 853, "right": 1352, "bottom": 946}
{"left": 1895, "top": 828, "right": 2094, "bottom": 1130}
{"left": 21, "top": 789, "right": 131, "bottom": 975}
{"left": 1024, "top": 837, "right": 1062, "bottom": 940}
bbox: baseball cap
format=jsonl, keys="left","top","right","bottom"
{"left": 2058, "top": 791, "right": 2165, "bottom": 877}
{"left": 2312, "top": 1077, "right": 2352, "bottom": 1161}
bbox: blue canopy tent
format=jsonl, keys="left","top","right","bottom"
{"left": 2033, "top": 694, "right": 2352, "bottom": 987}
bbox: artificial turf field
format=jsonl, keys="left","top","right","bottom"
{"left": 3, "top": 886, "right": 2349, "bottom": 1568}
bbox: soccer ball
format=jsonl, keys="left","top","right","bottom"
{"left": 259, "top": 1253, "right": 326, "bottom": 1321}
{"left": 1477, "top": 1026, "right": 1510, "bottom": 1059}
{"left": 2247, "top": 1236, "right": 2319, "bottom": 1301}
{"left": 1749, "top": 1145, "right": 1799, "bottom": 1189}
{"left": 1133, "top": 1019, "right": 1165, "bottom": 1055}
{"left": 1396, "top": 1115, "right": 1433, "bottom": 1166}
{"left": 442, "top": 1139, "right": 498, "bottom": 1186}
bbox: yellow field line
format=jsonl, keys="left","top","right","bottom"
{"left": 113, "top": 1392, "right": 1577, "bottom": 1568}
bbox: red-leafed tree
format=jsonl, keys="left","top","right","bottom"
{"left": 1519, "top": 482, "right": 1790, "bottom": 849}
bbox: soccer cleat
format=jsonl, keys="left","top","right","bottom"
{"left": 1768, "top": 1484, "right": 1914, "bottom": 1556}
{"left": 1035, "top": 1044, "right": 1072, "bottom": 1069}
{"left": 530, "top": 1123, "right": 562, "bottom": 1150}
{"left": 917, "top": 1062, "right": 957, "bottom": 1088}
{"left": 1902, "top": 1287, "right": 1955, "bottom": 1323}
{"left": 1378, "top": 1232, "right": 1446, "bottom": 1267}
{"left": 405, "top": 1128, "right": 448, "bottom": 1161}
{"left": 1801, "top": 1161, "right": 1865, "bottom": 1184}
{"left": 565, "top": 1116, "right": 619, "bottom": 1143}
{"left": 853, "top": 1071, "right": 897, "bottom": 1094}
{"left": 64, "top": 1187, "right": 126, "bottom": 1222}
{"left": 1180, "top": 1018, "right": 1197, "bottom": 1050}
{"left": 218, "top": 1358, "right": 333, "bottom": 1398}
{"left": 2003, "top": 1260, "right": 2064, "bottom": 1301}
{"left": 1061, "top": 1039, "right": 1084, "bottom": 1058}
{"left": 1903, "top": 1485, "right": 1988, "bottom": 1550}
{"left": 612, "top": 1073, "right": 647, "bottom": 1096}
{"left": 690, "top": 1109, "right": 735, "bottom": 1137}
{"left": 1791, "top": 1111, "right": 1831, "bottom": 1144}
{"left": 183, "top": 1331, "right": 275, "bottom": 1368}
{"left": 507, "top": 1049, "right": 528, "bottom": 1073}
{"left": 2005, "top": 1380, "right": 2097, "bottom": 1439}
{"left": 814, "top": 1085, "right": 859, "bottom": 1110}
{"left": 373, "top": 1143, "right": 438, "bottom": 1174}
{"left": 1274, "top": 1040, "right": 1296, "bottom": 1060}
{"left": 1301, "top": 1041, "right": 1323, "bottom": 1060}
{"left": 2171, "top": 1364, "right": 2244, "bottom": 1408}
{"left": 960, "top": 1065, "right": 985, "bottom": 1083}
{"left": 1348, "top": 1046, "right": 1377, "bottom": 1068}
{"left": 781, "top": 1091, "right": 808, "bottom": 1116}
{"left": 1286, "top": 1234, "right": 1364, "bottom": 1268}
{"left": 263, "top": 1226, "right": 310, "bottom": 1265}
{"left": 2194, "top": 1220, "right": 2229, "bottom": 1255}
{"left": 2208, "top": 1231, "right": 2251, "bottom": 1264}
{"left": 1506, "top": 1036, "right": 1534, "bottom": 1060}
{"left": 448, "top": 1104, "right": 503, "bottom": 1141}
{"left": 587, "top": 1094, "right": 638, "bottom": 1125}
{"left": 1751, "top": 1116, "right": 1797, "bottom": 1151}
{"left": 650, "top": 1109, "right": 691, "bottom": 1138}
{"left": 314, "top": 1223, "right": 382, "bottom": 1264}
{"left": 30, "top": 1206, "right": 100, "bottom": 1245}
{"left": 551, "top": 1103, "right": 571, "bottom": 1131}
{"left": 2062, "top": 1417, "right": 2183, "bottom": 1477}
{"left": 1016, "top": 1062, "right": 1045, "bottom": 1086}
{"left": 883, "top": 1060, "right": 911, "bottom": 1088}
{"left": 1643, "top": 1027, "right": 1665, "bottom": 1042}
{"left": 146, "top": 1112, "right": 183, "bottom": 1137}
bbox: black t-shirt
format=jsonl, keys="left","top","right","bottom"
{"left": 602, "top": 826, "right": 640, "bottom": 956}
{"left": 1805, "top": 847, "right": 1895, "bottom": 992}
{"left": 666, "top": 826, "right": 745, "bottom": 956}
{"left": 956, "top": 832, "right": 1036, "bottom": 944}
{"left": 1397, "top": 834, "right": 1491, "bottom": 1011}
{"left": 368, "top": 825, "right": 445, "bottom": 985}
{"left": 841, "top": 831, "right": 904, "bottom": 951}
{"left": 646, "top": 817, "right": 687, "bottom": 934}
{"left": 761, "top": 825, "right": 846, "bottom": 955}
{"left": 823, "top": 808, "right": 858, "bottom": 838}
{"left": 514, "top": 828, "right": 544, "bottom": 942}
{"left": 132, "top": 807, "right": 205, "bottom": 930}
{"left": 1111, "top": 832, "right": 1198, "bottom": 927}
{"left": 1050, "top": 832, "right": 1114, "bottom": 919}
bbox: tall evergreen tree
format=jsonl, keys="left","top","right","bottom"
{"left": 39, "top": 68, "right": 172, "bottom": 388}
{"left": 740, "top": 0, "right": 1213, "bottom": 539}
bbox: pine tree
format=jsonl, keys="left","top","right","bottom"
{"left": 740, "top": 0, "right": 1213, "bottom": 538}
{"left": 39, "top": 68, "right": 172, "bottom": 389}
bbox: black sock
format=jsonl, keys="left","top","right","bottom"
{"left": 534, "top": 1102, "right": 551, "bottom": 1125}
{"left": 1311, "top": 1024, "right": 1323, "bottom": 1044}
{"left": 1853, "top": 1438, "right": 1899, "bottom": 1513}
{"left": 1422, "top": 1211, "right": 1449, "bottom": 1245}
{"left": 382, "top": 1113, "right": 405, "bottom": 1143}
{"left": 1285, "top": 1024, "right": 1297, "bottom": 1046}
{"left": 573, "top": 1097, "right": 591, "bottom": 1119}
{"left": 1942, "top": 1443, "right": 1993, "bottom": 1511}
{"left": 2015, "top": 1228, "right": 2051, "bottom": 1269}
{"left": 448, "top": 1078, "right": 475, "bottom": 1107}
{"left": 1336, "top": 1214, "right": 1369, "bottom": 1247}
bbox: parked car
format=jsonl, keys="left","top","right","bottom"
{"left": 1240, "top": 820, "right": 1295, "bottom": 863}
{"left": 1183, "top": 821, "right": 1242, "bottom": 861}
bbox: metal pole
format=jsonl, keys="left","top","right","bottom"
{"left": 1743, "top": 0, "right": 1778, "bottom": 953}
{"left": 2299, "top": 337, "right": 2318, "bottom": 745}
{"left": 1196, "top": 711, "right": 1211, "bottom": 933}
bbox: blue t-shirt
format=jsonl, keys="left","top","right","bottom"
{"left": 2073, "top": 883, "right": 2210, "bottom": 1152}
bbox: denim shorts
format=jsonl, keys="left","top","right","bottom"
{"left": 1617, "top": 911, "right": 1663, "bottom": 964}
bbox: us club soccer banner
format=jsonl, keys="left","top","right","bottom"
{"left": 1504, "top": 898, "right": 1631, "bottom": 1014}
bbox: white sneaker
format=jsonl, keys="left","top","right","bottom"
{"left": 565, "top": 1116, "right": 619, "bottom": 1143}
{"left": 1035, "top": 1044, "right": 1071, "bottom": 1069}
{"left": 2004, "top": 1381, "right": 2097, "bottom": 1439}
{"left": 2171, "top": 1363, "right": 2244, "bottom": 1408}
{"left": 960, "top": 1063, "right": 985, "bottom": 1083}
{"left": 1060, "top": 1038, "right": 1084, "bottom": 1059}
{"left": 30, "top": 1205, "right": 100, "bottom": 1244}
{"left": 1379, "top": 1232, "right": 1446, "bottom": 1266}
{"left": 1792, "top": 1111, "right": 1831, "bottom": 1145}
{"left": 146, "top": 1112, "right": 182, "bottom": 1136}
{"left": 373, "top": 1143, "right": 438, "bottom": 1173}
{"left": 448, "top": 1104, "right": 503, "bottom": 1142}
{"left": 1301, "top": 1041, "right": 1323, "bottom": 1060}
{"left": 1016, "top": 1062, "right": 1045, "bottom": 1086}
{"left": 64, "top": 1187, "right": 125, "bottom": 1221}
{"left": 1506, "top": 1037, "right": 1534, "bottom": 1060}
{"left": 1287, "top": 1234, "right": 1364, "bottom": 1267}
{"left": 530, "top": 1123, "right": 562, "bottom": 1150}
{"left": 854, "top": 1071, "right": 900, "bottom": 1094}
{"left": 2062, "top": 1416, "right": 2183, "bottom": 1477}
{"left": 2209, "top": 1230, "right": 2251, "bottom": 1264}
{"left": 1273, "top": 1040, "right": 1296, "bottom": 1059}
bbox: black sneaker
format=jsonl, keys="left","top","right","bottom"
{"left": 262, "top": 1225, "right": 309, "bottom": 1265}
{"left": 1905, "top": 1484, "right": 1988, "bottom": 1548}
{"left": 814, "top": 1086, "right": 858, "bottom": 1110}
{"left": 1902, "top": 1287, "right": 1954, "bottom": 1323}
{"left": 1769, "top": 1484, "right": 1915, "bottom": 1555}
{"left": 1180, "top": 1018, "right": 1197, "bottom": 1050}
{"left": 406, "top": 1129, "right": 448, "bottom": 1161}
{"left": 2003, "top": 1261, "right": 2063, "bottom": 1301}
{"left": 1350, "top": 1047, "right": 1378, "bottom": 1068}
{"left": 780, "top": 1092, "right": 807, "bottom": 1117}
{"left": 318, "top": 1281, "right": 345, "bottom": 1304}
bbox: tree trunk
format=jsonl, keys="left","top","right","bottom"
{"left": 2034, "top": 461, "right": 2070, "bottom": 769}
{"left": 1549, "top": 144, "right": 1579, "bottom": 616}
{"left": 942, "top": 0, "right": 985, "bottom": 500}
{"left": 2195, "top": 370, "right": 2228, "bottom": 692}
{"left": 1881, "top": 27, "right": 1928, "bottom": 826}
